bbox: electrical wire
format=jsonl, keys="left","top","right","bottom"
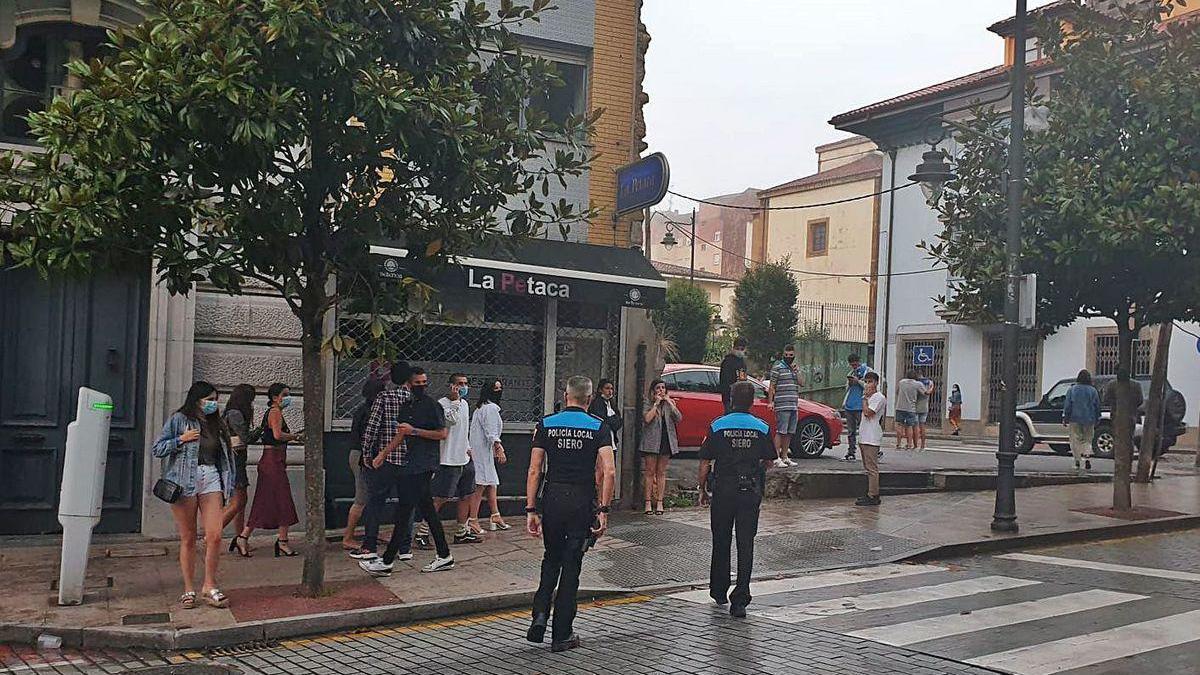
{"left": 659, "top": 222, "right": 947, "bottom": 279}
{"left": 665, "top": 181, "right": 917, "bottom": 211}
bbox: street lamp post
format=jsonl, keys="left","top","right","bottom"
{"left": 911, "top": 0, "right": 1027, "bottom": 533}
{"left": 660, "top": 208, "right": 698, "bottom": 286}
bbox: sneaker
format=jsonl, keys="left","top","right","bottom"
{"left": 773, "top": 458, "right": 788, "bottom": 469}
{"left": 729, "top": 604, "right": 747, "bottom": 618}
{"left": 784, "top": 458, "right": 798, "bottom": 467}
{"left": 396, "top": 552, "right": 413, "bottom": 561}
{"left": 359, "top": 558, "right": 393, "bottom": 576}
{"left": 414, "top": 535, "right": 433, "bottom": 550}
{"left": 347, "top": 548, "right": 378, "bottom": 560}
{"left": 421, "top": 556, "right": 455, "bottom": 573}
{"left": 854, "top": 495, "right": 882, "bottom": 507}
{"left": 454, "top": 530, "right": 481, "bottom": 544}
{"left": 550, "top": 633, "right": 580, "bottom": 653}
{"left": 841, "top": 452, "right": 857, "bottom": 462}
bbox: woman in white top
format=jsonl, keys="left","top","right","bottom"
{"left": 469, "top": 379, "right": 508, "bottom": 533}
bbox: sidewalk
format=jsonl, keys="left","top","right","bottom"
{"left": 2, "top": 469, "right": 1199, "bottom": 649}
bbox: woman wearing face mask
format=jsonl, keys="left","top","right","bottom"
{"left": 152, "top": 381, "right": 237, "bottom": 609}
{"left": 469, "top": 379, "right": 508, "bottom": 533}
{"left": 238, "top": 382, "right": 301, "bottom": 557}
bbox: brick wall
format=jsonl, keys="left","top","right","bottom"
{"left": 587, "top": 0, "right": 640, "bottom": 248}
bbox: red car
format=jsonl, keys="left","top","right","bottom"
{"left": 659, "top": 363, "right": 843, "bottom": 458}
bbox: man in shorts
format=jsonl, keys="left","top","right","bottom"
{"left": 894, "top": 370, "right": 923, "bottom": 450}
{"left": 768, "top": 344, "right": 804, "bottom": 468}
{"left": 416, "top": 373, "right": 480, "bottom": 547}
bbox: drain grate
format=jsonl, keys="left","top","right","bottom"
{"left": 122, "top": 612, "right": 171, "bottom": 626}
{"left": 204, "top": 640, "right": 280, "bottom": 658}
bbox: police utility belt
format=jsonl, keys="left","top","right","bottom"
{"left": 710, "top": 463, "right": 763, "bottom": 493}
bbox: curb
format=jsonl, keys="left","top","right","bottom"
{"left": 0, "top": 587, "right": 630, "bottom": 651}
{"left": 5, "top": 515, "right": 1198, "bottom": 650}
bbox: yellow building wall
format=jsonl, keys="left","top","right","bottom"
{"left": 588, "top": 0, "right": 640, "bottom": 248}
{"left": 763, "top": 177, "right": 879, "bottom": 310}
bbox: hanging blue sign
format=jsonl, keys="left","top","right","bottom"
{"left": 615, "top": 152, "right": 670, "bottom": 216}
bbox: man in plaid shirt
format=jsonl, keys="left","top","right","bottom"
{"left": 348, "top": 361, "right": 412, "bottom": 561}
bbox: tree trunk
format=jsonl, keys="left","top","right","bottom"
{"left": 1135, "top": 323, "right": 1172, "bottom": 483}
{"left": 1111, "top": 322, "right": 1136, "bottom": 511}
{"left": 299, "top": 314, "right": 327, "bottom": 596}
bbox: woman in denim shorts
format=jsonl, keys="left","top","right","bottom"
{"left": 152, "top": 381, "right": 237, "bottom": 610}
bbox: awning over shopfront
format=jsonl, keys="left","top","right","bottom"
{"left": 370, "top": 237, "right": 667, "bottom": 309}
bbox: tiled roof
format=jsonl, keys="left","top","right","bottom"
{"left": 651, "top": 260, "right": 738, "bottom": 283}
{"left": 759, "top": 154, "right": 883, "bottom": 199}
{"left": 830, "top": 58, "right": 1055, "bottom": 128}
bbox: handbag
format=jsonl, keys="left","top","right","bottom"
{"left": 152, "top": 477, "right": 182, "bottom": 503}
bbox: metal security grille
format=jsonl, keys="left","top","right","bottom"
{"left": 987, "top": 335, "right": 1041, "bottom": 423}
{"left": 797, "top": 300, "right": 871, "bottom": 343}
{"left": 900, "top": 338, "right": 946, "bottom": 428}
{"left": 1093, "top": 334, "right": 1151, "bottom": 378}
{"left": 554, "top": 301, "right": 622, "bottom": 398}
{"left": 333, "top": 292, "right": 546, "bottom": 425}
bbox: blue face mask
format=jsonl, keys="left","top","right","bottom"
{"left": 201, "top": 400, "right": 219, "bottom": 415}
{"left": 279, "top": 396, "right": 292, "bottom": 409}
{"left": 457, "top": 385, "right": 469, "bottom": 399}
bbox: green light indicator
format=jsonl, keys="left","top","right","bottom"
{"left": 92, "top": 402, "right": 115, "bottom": 411}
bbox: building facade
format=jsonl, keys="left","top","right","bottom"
{"left": 830, "top": 0, "right": 1200, "bottom": 438}
{"left": 650, "top": 260, "right": 738, "bottom": 325}
{"left": 0, "top": 0, "right": 658, "bottom": 536}
{"left": 755, "top": 137, "right": 881, "bottom": 343}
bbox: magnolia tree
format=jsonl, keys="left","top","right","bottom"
{"left": 0, "top": 0, "right": 596, "bottom": 594}
{"left": 733, "top": 260, "right": 799, "bottom": 369}
{"left": 923, "top": 0, "right": 1200, "bottom": 510}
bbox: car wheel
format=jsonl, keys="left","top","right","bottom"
{"left": 1092, "top": 423, "right": 1115, "bottom": 459}
{"left": 1013, "top": 421, "right": 1034, "bottom": 454}
{"left": 1049, "top": 443, "right": 1072, "bottom": 456}
{"left": 792, "top": 419, "right": 828, "bottom": 458}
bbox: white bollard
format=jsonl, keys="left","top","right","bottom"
{"left": 57, "top": 387, "right": 113, "bottom": 606}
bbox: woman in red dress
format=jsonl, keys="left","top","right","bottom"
{"left": 238, "top": 382, "right": 302, "bottom": 556}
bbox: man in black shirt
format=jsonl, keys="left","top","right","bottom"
{"left": 718, "top": 336, "right": 749, "bottom": 411}
{"left": 699, "top": 380, "right": 776, "bottom": 617}
{"left": 525, "top": 375, "right": 616, "bottom": 653}
{"left": 360, "top": 366, "right": 454, "bottom": 575}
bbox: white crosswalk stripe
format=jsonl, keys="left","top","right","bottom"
{"left": 756, "top": 576, "right": 1040, "bottom": 623}
{"left": 699, "top": 558, "right": 1200, "bottom": 674}
{"left": 669, "top": 563, "right": 944, "bottom": 604}
{"left": 965, "top": 609, "right": 1200, "bottom": 675}
{"left": 846, "top": 588, "right": 1146, "bottom": 646}
{"left": 997, "top": 552, "right": 1200, "bottom": 583}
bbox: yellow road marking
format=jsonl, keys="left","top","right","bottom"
{"left": 276, "top": 594, "right": 651, "bottom": 650}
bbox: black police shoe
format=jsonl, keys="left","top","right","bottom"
{"left": 551, "top": 633, "right": 581, "bottom": 652}
{"left": 527, "top": 613, "right": 548, "bottom": 643}
{"left": 729, "top": 604, "right": 747, "bottom": 618}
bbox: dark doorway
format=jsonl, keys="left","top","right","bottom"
{"left": 0, "top": 268, "right": 149, "bottom": 534}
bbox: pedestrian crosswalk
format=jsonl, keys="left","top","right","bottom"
{"left": 670, "top": 555, "right": 1200, "bottom": 674}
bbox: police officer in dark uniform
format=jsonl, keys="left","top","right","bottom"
{"left": 525, "top": 375, "right": 616, "bottom": 652}
{"left": 699, "top": 380, "right": 777, "bottom": 617}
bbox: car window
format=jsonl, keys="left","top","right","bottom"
{"left": 671, "top": 369, "right": 718, "bottom": 393}
{"left": 1045, "top": 381, "right": 1073, "bottom": 408}
{"left": 752, "top": 381, "right": 768, "bottom": 399}
{"left": 661, "top": 373, "right": 679, "bottom": 391}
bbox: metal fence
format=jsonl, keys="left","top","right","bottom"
{"left": 797, "top": 300, "right": 871, "bottom": 343}
{"left": 987, "top": 334, "right": 1042, "bottom": 423}
{"left": 792, "top": 340, "right": 873, "bottom": 409}
{"left": 1093, "top": 334, "right": 1152, "bottom": 378}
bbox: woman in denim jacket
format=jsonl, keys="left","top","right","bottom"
{"left": 152, "top": 381, "right": 237, "bottom": 609}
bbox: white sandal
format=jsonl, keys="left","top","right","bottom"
{"left": 180, "top": 591, "right": 197, "bottom": 610}
{"left": 489, "top": 515, "right": 511, "bottom": 531}
{"left": 202, "top": 588, "right": 229, "bottom": 608}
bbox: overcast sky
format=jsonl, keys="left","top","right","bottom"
{"left": 642, "top": 0, "right": 1058, "bottom": 205}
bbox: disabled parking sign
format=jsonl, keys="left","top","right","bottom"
{"left": 913, "top": 345, "right": 936, "bottom": 366}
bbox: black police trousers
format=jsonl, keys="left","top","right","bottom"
{"left": 709, "top": 480, "right": 763, "bottom": 608}
{"left": 533, "top": 482, "right": 595, "bottom": 643}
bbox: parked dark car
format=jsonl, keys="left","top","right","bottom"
{"left": 1014, "top": 376, "right": 1186, "bottom": 459}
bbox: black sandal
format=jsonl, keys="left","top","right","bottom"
{"left": 275, "top": 539, "right": 298, "bottom": 557}
{"left": 228, "top": 535, "right": 252, "bottom": 557}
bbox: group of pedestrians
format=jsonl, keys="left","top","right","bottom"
{"left": 151, "top": 380, "right": 302, "bottom": 610}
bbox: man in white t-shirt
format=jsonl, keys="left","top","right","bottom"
{"left": 855, "top": 371, "right": 886, "bottom": 507}
{"left": 417, "top": 373, "right": 479, "bottom": 546}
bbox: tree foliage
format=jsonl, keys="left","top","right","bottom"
{"left": 654, "top": 280, "right": 713, "bottom": 364}
{"left": 922, "top": 0, "right": 1200, "bottom": 508}
{"left": 0, "top": 0, "right": 596, "bottom": 591}
{"left": 733, "top": 259, "right": 799, "bottom": 367}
